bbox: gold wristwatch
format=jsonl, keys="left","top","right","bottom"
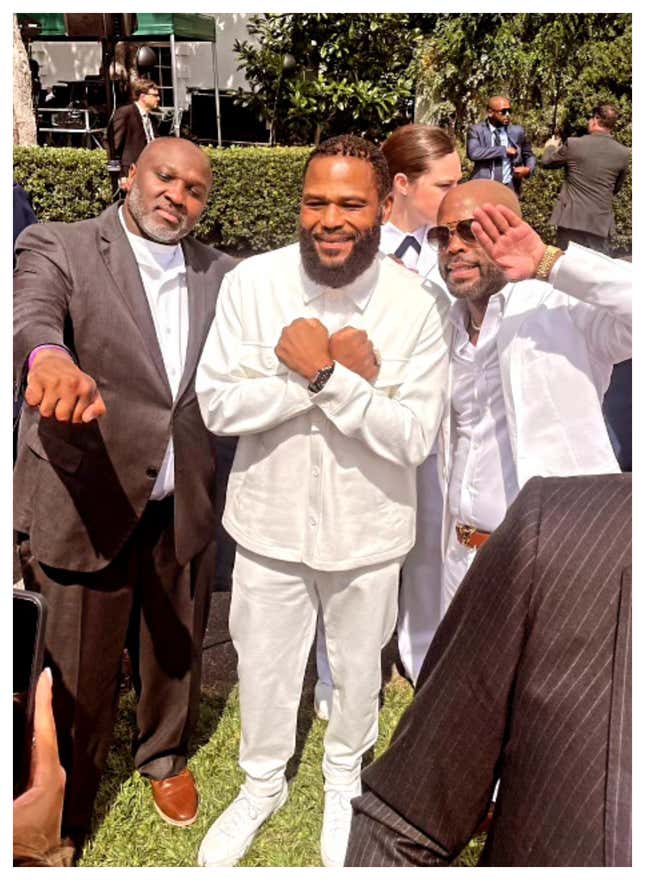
{"left": 534, "top": 245, "right": 564, "bottom": 280}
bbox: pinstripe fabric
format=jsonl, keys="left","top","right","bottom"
{"left": 345, "top": 475, "right": 631, "bottom": 867}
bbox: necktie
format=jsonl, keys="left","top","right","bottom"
{"left": 493, "top": 129, "right": 503, "bottom": 182}
{"left": 142, "top": 113, "right": 155, "bottom": 143}
{"left": 393, "top": 235, "right": 421, "bottom": 261}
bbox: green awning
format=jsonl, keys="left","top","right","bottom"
{"left": 133, "top": 13, "right": 216, "bottom": 42}
{"left": 17, "top": 13, "right": 66, "bottom": 37}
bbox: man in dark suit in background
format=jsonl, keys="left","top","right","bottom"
{"left": 107, "top": 79, "right": 160, "bottom": 191}
{"left": 345, "top": 474, "right": 631, "bottom": 867}
{"left": 541, "top": 103, "right": 630, "bottom": 254}
{"left": 14, "top": 138, "right": 235, "bottom": 849}
{"left": 467, "top": 96, "right": 535, "bottom": 196}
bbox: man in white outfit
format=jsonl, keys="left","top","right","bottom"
{"left": 195, "top": 135, "right": 449, "bottom": 867}
{"left": 426, "top": 180, "right": 630, "bottom": 621}
{"left": 315, "top": 126, "right": 461, "bottom": 693}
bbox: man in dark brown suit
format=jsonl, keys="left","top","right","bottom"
{"left": 14, "top": 138, "right": 235, "bottom": 849}
{"left": 541, "top": 103, "right": 630, "bottom": 254}
{"left": 345, "top": 474, "right": 631, "bottom": 867}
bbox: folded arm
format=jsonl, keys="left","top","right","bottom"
{"left": 312, "top": 305, "right": 449, "bottom": 468}
{"left": 195, "top": 274, "right": 316, "bottom": 436}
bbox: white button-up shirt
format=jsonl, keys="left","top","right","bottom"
{"left": 380, "top": 222, "right": 425, "bottom": 270}
{"left": 120, "top": 209, "right": 188, "bottom": 499}
{"left": 448, "top": 288, "right": 519, "bottom": 532}
{"left": 487, "top": 121, "right": 512, "bottom": 185}
{"left": 196, "top": 242, "right": 450, "bottom": 571}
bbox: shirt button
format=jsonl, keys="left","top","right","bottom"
{"left": 312, "top": 467, "right": 320, "bottom": 477}
{"left": 309, "top": 517, "right": 316, "bottom": 527}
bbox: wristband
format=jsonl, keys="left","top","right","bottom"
{"left": 27, "top": 344, "right": 72, "bottom": 370}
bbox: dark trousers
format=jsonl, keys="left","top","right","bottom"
{"left": 17, "top": 497, "right": 216, "bottom": 841}
{"left": 556, "top": 226, "right": 610, "bottom": 254}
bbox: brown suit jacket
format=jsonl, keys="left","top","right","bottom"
{"left": 541, "top": 132, "right": 630, "bottom": 238}
{"left": 346, "top": 474, "right": 632, "bottom": 867}
{"left": 14, "top": 204, "right": 236, "bottom": 572}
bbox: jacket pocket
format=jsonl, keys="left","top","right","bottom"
{"left": 239, "top": 342, "right": 288, "bottom": 377}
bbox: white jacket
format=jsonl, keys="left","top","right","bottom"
{"left": 429, "top": 242, "right": 631, "bottom": 554}
{"left": 196, "top": 244, "right": 451, "bottom": 571}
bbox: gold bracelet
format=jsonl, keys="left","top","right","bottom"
{"left": 534, "top": 245, "right": 564, "bottom": 280}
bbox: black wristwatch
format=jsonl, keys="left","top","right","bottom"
{"left": 307, "top": 363, "right": 335, "bottom": 394}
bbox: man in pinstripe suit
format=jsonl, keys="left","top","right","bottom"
{"left": 345, "top": 474, "right": 631, "bottom": 867}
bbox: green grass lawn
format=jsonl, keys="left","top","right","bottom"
{"left": 78, "top": 675, "right": 484, "bottom": 867}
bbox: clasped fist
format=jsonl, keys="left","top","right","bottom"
{"left": 275, "top": 318, "right": 331, "bottom": 381}
{"left": 330, "top": 327, "right": 379, "bottom": 383}
{"left": 25, "top": 349, "right": 106, "bottom": 423}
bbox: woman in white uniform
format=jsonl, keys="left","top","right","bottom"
{"left": 314, "top": 126, "right": 461, "bottom": 715}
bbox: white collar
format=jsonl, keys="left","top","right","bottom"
{"left": 448, "top": 283, "right": 513, "bottom": 330}
{"left": 299, "top": 250, "right": 381, "bottom": 312}
{"left": 118, "top": 206, "right": 185, "bottom": 275}
{"left": 380, "top": 221, "right": 426, "bottom": 248}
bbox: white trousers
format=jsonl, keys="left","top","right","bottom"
{"left": 317, "top": 454, "right": 445, "bottom": 686}
{"left": 230, "top": 546, "right": 401, "bottom": 796}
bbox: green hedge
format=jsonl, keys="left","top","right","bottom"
{"left": 14, "top": 144, "right": 631, "bottom": 255}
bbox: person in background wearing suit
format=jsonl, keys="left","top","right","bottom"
{"left": 345, "top": 473, "right": 631, "bottom": 867}
{"left": 541, "top": 103, "right": 630, "bottom": 255}
{"left": 467, "top": 96, "right": 535, "bottom": 196}
{"left": 313, "top": 125, "right": 461, "bottom": 706}
{"left": 107, "top": 79, "right": 160, "bottom": 191}
{"left": 14, "top": 137, "right": 235, "bottom": 851}
{"left": 13, "top": 182, "right": 38, "bottom": 258}
{"left": 542, "top": 104, "right": 631, "bottom": 475}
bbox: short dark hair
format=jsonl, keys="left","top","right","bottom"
{"left": 591, "top": 104, "right": 619, "bottom": 131}
{"left": 304, "top": 135, "right": 391, "bottom": 202}
{"left": 132, "top": 79, "right": 159, "bottom": 100}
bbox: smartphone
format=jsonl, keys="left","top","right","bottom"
{"left": 13, "top": 589, "right": 48, "bottom": 797}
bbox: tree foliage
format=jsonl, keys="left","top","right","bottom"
{"left": 417, "top": 13, "right": 631, "bottom": 143}
{"left": 234, "top": 14, "right": 423, "bottom": 144}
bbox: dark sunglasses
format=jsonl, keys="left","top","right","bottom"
{"left": 498, "top": 107, "right": 512, "bottom": 115}
{"left": 427, "top": 219, "right": 477, "bottom": 250}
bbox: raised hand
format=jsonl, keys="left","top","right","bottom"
{"left": 25, "top": 349, "right": 106, "bottom": 423}
{"left": 471, "top": 203, "right": 549, "bottom": 281}
{"left": 275, "top": 318, "right": 331, "bottom": 381}
{"left": 329, "top": 326, "right": 379, "bottom": 382}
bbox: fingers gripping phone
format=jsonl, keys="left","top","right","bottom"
{"left": 13, "top": 589, "right": 48, "bottom": 797}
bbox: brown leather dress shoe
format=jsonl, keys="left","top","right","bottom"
{"left": 150, "top": 768, "right": 199, "bottom": 827}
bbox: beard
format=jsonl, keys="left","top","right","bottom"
{"left": 299, "top": 222, "right": 381, "bottom": 288}
{"left": 126, "top": 182, "right": 191, "bottom": 244}
{"left": 439, "top": 254, "right": 506, "bottom": 302}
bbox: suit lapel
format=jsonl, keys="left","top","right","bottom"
{"left": 98, "top": 205, "right": 171, "bottom": 397}
{"left": 176, "top": 238, "right": 210, "bottom": 403}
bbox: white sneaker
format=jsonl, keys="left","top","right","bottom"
{"left": 197, "top": 780, "right": 288, "bottom": 867}
{"left": 314, "top": 680, "right": 333, "bottom": 721}
{"left": 320, "top": 781, "right": 362, "bottom": 868}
